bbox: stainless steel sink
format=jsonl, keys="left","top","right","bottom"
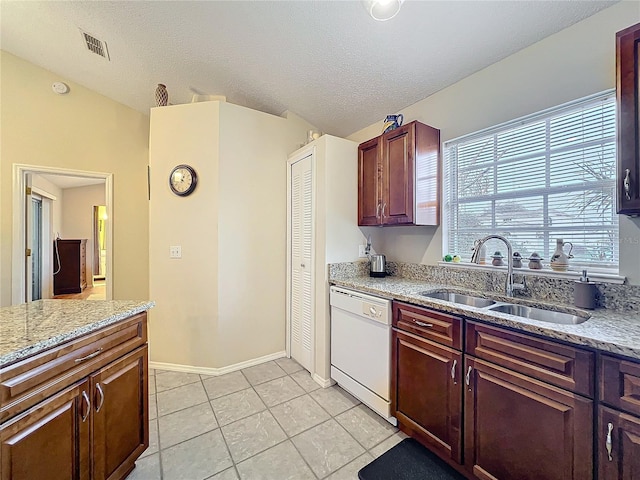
{"left": 487, "top": 304, "right": 589, "bottom": 324}
{"left": 420, "top": 291, "right": 496, "bottom": 308}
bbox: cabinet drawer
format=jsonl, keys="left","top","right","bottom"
{"left": 0, "top": 313, "right": 147, "bottom": 423}
{"left": 393, "top": 302, "right": 461, "bottom": 350}
{"left": 600, "top": 354, "right": 640, "bottom": 416}
{"left": 465, "top": 321, "right": 594, "bottom": 397}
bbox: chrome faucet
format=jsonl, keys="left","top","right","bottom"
{"left": 471, "top": 235, "right": 525, "bottom": 297}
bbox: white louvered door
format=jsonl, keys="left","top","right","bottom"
{"left": 290, "top": 154, "right": 313, "bottom": 372}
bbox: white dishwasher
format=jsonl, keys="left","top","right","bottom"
{"left": 330, "top": 286, "right": 396, "bottom": 425}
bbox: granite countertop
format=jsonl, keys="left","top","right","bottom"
{"left": 331, "top": 276, "right": 640, "bottom": 360}
{"left": 0, "top": 299, "right": 155, "bottom": 368}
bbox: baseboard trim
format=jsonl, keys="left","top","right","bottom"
{"left": 313, "top": 373, "right": 335, "bottom": 388}
{"left": 149, "top": 351, "right": 287, "bottom": 377}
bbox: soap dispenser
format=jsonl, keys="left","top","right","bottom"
{"left": 574, "top": 270, "right": 597, "bottom": 309}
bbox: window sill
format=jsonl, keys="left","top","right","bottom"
{"left": 437, "top": 261, "right": 626, "bottom": 285}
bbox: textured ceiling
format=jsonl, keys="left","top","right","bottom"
{"left": 0, "top": 1, "right": 617, "bottom": 137}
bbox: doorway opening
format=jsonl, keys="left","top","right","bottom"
{"left": 12, "top": 164, "right": 113, "bottom": 305}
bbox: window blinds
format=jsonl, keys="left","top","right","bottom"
{"left": 443, "top": 91, "right": 618, "bottom": 272}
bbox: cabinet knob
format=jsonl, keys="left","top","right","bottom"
{"left": 606, "top": 422, "right": 614, "bottom": 461}
{"left": 465, "top": 366, "right": 472, "bottom": 388}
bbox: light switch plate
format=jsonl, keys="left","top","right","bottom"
{"left": 170, "top": 246, "right": 182, "bottom": 258}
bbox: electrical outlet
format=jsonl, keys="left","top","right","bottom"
{"left": 169, "top": 246, "right": 182, "bottom": 258}
{"left": 358, "top": 245, "right": 367, "bottom": 258}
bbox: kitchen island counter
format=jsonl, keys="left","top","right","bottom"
{"left": 0, "top": 299, "right": 155, "bottom": 367}
{"left": 331, "top": 275, "right": 640, "bottom": 360}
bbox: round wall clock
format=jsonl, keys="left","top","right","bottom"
{"left": 169, "top": 164, "right": 198, "bottom": 196}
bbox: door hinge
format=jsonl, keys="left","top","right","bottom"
{"left": 25, "top": 248, "right": 32, "bottom": 257}
{"left": 26, "top": 186, "right": 32, "bottom": 195}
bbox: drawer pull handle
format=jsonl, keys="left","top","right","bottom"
{"left": 95, "top": 383, "right": 105, "bottom": 413}
{"left": 606, "top": 422, "right": 614, "bottom": 461}
{"left": 624, "top": 169, "right": 631, "bottom": 200}
{"left": 81, "top": 391, "right": 91, "bottom": 422}
{"left": 451, "top": 359, "right": 457, "bottom": 384}
{"left": 75, "top": 348, "right": 103, "bottom": 363}
{"left": 415, "top": 321, "right": 433, "bottom": 328}
{"left": 465, "top": 366, "right": 472, "bottom": 387}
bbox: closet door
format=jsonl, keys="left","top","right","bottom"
{"left": 290, "top": 155, "right": 313, "bottom": 372}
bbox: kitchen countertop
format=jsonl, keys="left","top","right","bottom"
{"left": 331, "top": 276, "right": 640, "bottom": 360}
{"left": 0, "top": 299, "right": 155, "bottom": 368}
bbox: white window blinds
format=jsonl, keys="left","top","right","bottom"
{"left": 444, "top": 91, "right": 618, "bottom": 272}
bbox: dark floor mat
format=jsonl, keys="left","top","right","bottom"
{"left": 358, "top": 438, "right": 466, "bottom": 480}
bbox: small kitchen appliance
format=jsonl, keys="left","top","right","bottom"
{"left": 369, "top": 254, "right": 387, "bottom": 277}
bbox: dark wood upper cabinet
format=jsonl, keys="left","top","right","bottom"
{"left": 358, "top": 136, "right": 382, "bottom": 226}
{"left": 616, "top": 22, "right": 640, "bottom": 216}
{"left": 358, "top": 121, "right": 440, "bottom": 226}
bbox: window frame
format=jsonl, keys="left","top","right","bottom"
{"left": 442, "top": 90, "right": 619, "bottom": 274}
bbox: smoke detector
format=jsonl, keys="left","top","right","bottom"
{"left": 52, "top": 82, "right": 70, "bottom": 94}
{"left": 79, "top": 28, "right": 110, "bottom": 60}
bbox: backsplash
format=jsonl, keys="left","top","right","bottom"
{"left": 329, "top": 261, "right": 640, "bottom": 312}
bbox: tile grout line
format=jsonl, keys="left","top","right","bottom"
{"left": 216, "top": 370, "right": 249, "bottom": 478}
{"left": 151, "top": 372, "right": 165, "bottom": 480}
{"left": 262, "top": 372, "right": 321, "bottom": 480}
{"left": 150, "top": 363, "right": 394, "bottom": 480}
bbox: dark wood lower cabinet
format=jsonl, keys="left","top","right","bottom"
{"left": 464, "top": 357, "right": 593, "bottom": 480}
{"left": 599, "top": 406, "right": 640, "bottom": 480}
{"left": 0, "top": 380, "right": 91, "bottom": 480}
{"left": 391, "top": 328, "right": 462, "bottom": 463}
{"left": 0, "top": 314, "right": 149, "bottom": 480}
{"left": 91, "top": 346, "right": 148, "bottom": 480}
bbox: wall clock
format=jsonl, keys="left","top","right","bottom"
{"left": 169, "top": 164, "right": 198, "bottom": 196}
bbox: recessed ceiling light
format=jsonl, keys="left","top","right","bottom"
{"left": 363, "top": 0, "right": 404, "bottom": 21}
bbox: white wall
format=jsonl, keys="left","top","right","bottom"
{"left": 216, "top": 102, "right": 312, "bottom": 367}
{"left": 149, "top": 101, "right": 314, "bottom": 370}
{"left": 149, "top": 101, "right": 221, "bottom": 368}
{"left": 1, "top": 51, "right": 150, "bottom": 306}
{"left": 347, "top": 2, "right": 640, "bottom": 284}
{"left": 61, "top": 184, "right": 106, "bottom": 285}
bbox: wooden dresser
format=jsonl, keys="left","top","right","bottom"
{"left": 54, "top": 239, "right": 87, "bottom": 294}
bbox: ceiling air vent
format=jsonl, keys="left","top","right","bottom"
{"left": 79, "top": 29, "right": 110, "bottom": 60}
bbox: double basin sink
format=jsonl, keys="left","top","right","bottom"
{"left": 420, "top": 291, "right": 589, "bottom": 325}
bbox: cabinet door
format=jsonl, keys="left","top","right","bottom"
{"left": 358, "top": 137, "right": 382, "bottom": 225}
{"left": 290, "top": 155, "right": 313, "bottom": 372}
{"left": 91, "top": 346, "right": 148, "bottom": 480}
{"left": 381, "top": 124, "right": 414, "bottom": 225}
{"left": 616, "top": 23, "right": 640, "bottom": 215}
{"left": 464, "top": 357, "right": 593, "bottom": 480}
{"left": 599, "top": 406, "right": 640, "bottom": 480}
{"left": 0, "top": 380, "right": 90, "bottom": 480}
{"left": 391, "top": 328, "right": 462, "bottom": 463}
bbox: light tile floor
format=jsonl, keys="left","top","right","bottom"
{"left": 127, "top": 358, "right": 407, "bottom": 480}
